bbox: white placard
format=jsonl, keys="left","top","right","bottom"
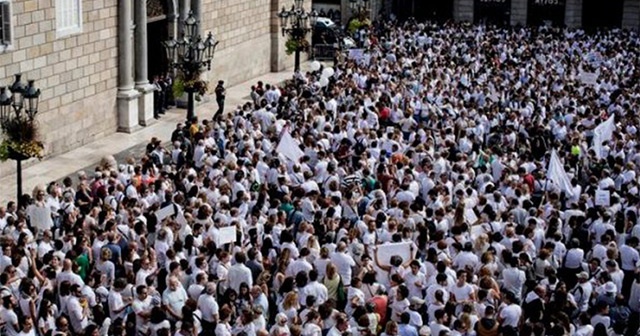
{"left": 348, "top": 49, "right": 365, "bottom": 61}
{"left": 176, "top": 213, "right": 188, "bottom": 227}
{"left": 470, "top": 225, "right": 487, "bottom": 241}
{"left": 595, "top": 190, "right": 610, "bottom": 207}
{"left": 28, "top": 206, "right": 52, "bottom": 231}
{"left": 374, "top": 242, "right": 415, "bottom": 286}
{"left": 376, "top": 242, "right": 413, "bottom": 266}
{"left": 155, "top": 205, "right": 175, "bottom": 222}
{"left": 580, "top": 72, "right": 598, "bottom": 86}
{"left": 276, "top": 131, "right": 304, "bottom": 163}
{"left": 464, "top": 209, "right": 478, "bottom": 225}
{"left": 216, "top": 226, "right": 237, "bottom": 246}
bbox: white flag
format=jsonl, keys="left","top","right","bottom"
{"left": 276, "top": 130, "right": 304, "bottom": 163}
{"left": 547, "top": 150, "right": 574, "bottom": 198}
{"left": 592, "top": 115, "right": 615, "bottom": 159}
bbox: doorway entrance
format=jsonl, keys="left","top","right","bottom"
{"left": 474, "top": 0, "right": 512, "bottom": 26}
{"left": 582, "top": 0, "right": 623, "bottom": 31}
{"left": 147, "top": 0, "right": 170, "bottom": 80}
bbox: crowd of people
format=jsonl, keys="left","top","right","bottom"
{"left": 1, "top": 17, "right": 640, "bottom": 336}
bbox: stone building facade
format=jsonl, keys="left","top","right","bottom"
{"left": 0, "top": 0, "right": 302, "bottom": 175}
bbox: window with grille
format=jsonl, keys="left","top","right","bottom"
{"left": 0, "top": 1, "right": 11, "bottom": 47}
{"left": 56, "top": 0, "right": 82, "bottom": 38}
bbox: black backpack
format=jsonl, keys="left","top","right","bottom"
{"left": 354, "top": 138, "right": 366, "bottom": 155}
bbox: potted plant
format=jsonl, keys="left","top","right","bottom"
{"left": 173, "top": 70, "right": 210, "bottom": 105}
{"left": 285, "top": 38, "right": 311, "bottom": 55}
{"left": 0, "top": 116, "right": 44, "bottom": 162}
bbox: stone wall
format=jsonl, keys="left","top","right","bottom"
{"left": 0, "top": 0, "right": 119, "bottom": 173}
{"left": 199, "top": 0, "right": 305, "bottom": 88}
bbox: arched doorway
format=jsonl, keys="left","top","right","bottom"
{"left": 147, "top": 0, "right": 171, "bottom": 80}
{"left": 582, "top": 0, "right": 623, "bottom": 31}
{"left": 527, "top": 0, "right": 566, "bottom": 27}
{"left": 474, "top": 0, "right": 511, "bottom": 26}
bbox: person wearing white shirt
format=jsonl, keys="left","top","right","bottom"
{"left": 429, "top": 309, "right": 451, "bottom": 336}
{"left": 187, "top": 273, "right": 207, "bottom": 301}
{"left": 404, "top": 261, "right": 426, "bottom": 300}
{"left": 619, "top": 237, "right": 640, "bottom": 297}
{"left": 303, "top": 270, "right": 329, "bottom": 305}
{"left": 1, "top": 295, "right": 20, "bottom": 336}
{"left": 286, "top": 248, "right": 314, "bottom": 278}
{"left": 330, "top": 243, "right": 356, "bottom": 286}
{"left": 227, "top": 252, "right": 253, "bottom": 293}
{"left": 162, "top": 277, "right": 188, "bottom": 321}
{"left": 108, "top": 279, "right": 132, "bottom": 321}
{"left": 501, "top": 258, "right": 526, "bottom": 300}
{"left": 572, "top": 272, "right": 594, "bottom": 313}
{"left": 197, "top": 283, "right": 219, "bottom": 332}
{"left": 132, "top": 285, "right": 154, "bottom": 336}
{"left": 67, "top": 285, "right": 89, "bottom": 334}
{"left": 498, "top": 292, "right": 522, "bottom": 332}
{"left": 56, "top": 259, "right": 85, "bottom": 292}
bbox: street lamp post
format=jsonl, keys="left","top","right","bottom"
{"left": 0, "top": 74, "right": 41, "bottom": 206}
{"left": 349, "top": 0, "right": 371, "bottom": 19}
{"left": 162, "top": 11, "right": 219, "bottom": 122}
{"left": 278, "top": 0, "right": 319, "bottom": 72}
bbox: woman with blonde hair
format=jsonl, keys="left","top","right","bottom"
{"left": 306, "top": 236, "right": 320, "bottom": 263}
{"left": 96, "top": 247, "right": 115, "bottom": 288}
{"left": 473, "top": 233, "right": 490, "bottom": 255}
{"left": 280, "top": 291, "right": 300, "bottom": 326}
{"left": 380, "top": 321, "right": 398, "bottom": 336}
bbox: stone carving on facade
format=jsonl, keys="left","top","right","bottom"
{"left": 147, "top": 0, "right": 168, "bottom": 18}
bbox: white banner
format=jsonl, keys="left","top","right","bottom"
{"left": 155, "top": 205, "right": 175, "bottom": 222}
{"left": 374, "top": 242, "right": 414, "bottom": 286}
{"left": 547, "top": 150, "right": 574, "bottom": 198}
{"left": 276, "top": 131, "right": 304, "bottom": 163}
{"left": 216, "top": 226, "right": 237, "bottom": 246}
{"left": 348, "top": 49, "right": 365, "bottom": 61}
{"left": 580, "top": 72, "right": 598, "bottom": 86}
{"left": 595, "top": 190, "right": 611, "bottom": 207}
{"left": 592, "top": 115, "right": 615, "bottom": 159}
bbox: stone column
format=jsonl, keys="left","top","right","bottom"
{"left": 622, "top": 0, "right": 640, "bottom": 31}
{"left": 117, "top": 0, "right": 140, "bottom": 133}
{"left": 511, "top": 0, "right": 527, "bottom": 26}
{"left": 565, "top": 0, "right": 582, "bottom": 28}
{"left": 134, "top": 0, "right": 156, "bottom": 126}
{"left": 191, "top": 0, "right": 202, "bottom": 35}
{"left": 178, "top": 0, "right": 190, "bottom": 37}
{"left": 454, "top": 0, "right": 474, "bottom": 22}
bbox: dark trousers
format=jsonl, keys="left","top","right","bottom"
{"left": 214, "top": 98, "right": 225, "bottom": 119}
{"left": 623, "top": 269, "right": 635, "bottom": 300}
{"left": 563, "top": 266, "right": 582, "bottom": 290}
{"left": 200, "top": 320, "right": 217, "bottom": 336}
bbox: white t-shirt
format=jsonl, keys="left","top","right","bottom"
{"left": 499, "top": 304, "right": 522, "bottom": 327}
{"left": 197, "top": 294, "right": 219, "bottom": 323}
{"left": 451, "top": 283, "right": 474, "bottom": 303}
{"left": 1, "top": 308, "right": 19, "bottom": 336}
{"left": 162, "top": 287, "right": 188, "bottom": 317}
{"left": 132, "top": 296, "right": 153, "bottom": 333}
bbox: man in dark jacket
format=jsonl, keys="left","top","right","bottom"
{"left": 475, "top": 305, "right": 500, "bottom": 336}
